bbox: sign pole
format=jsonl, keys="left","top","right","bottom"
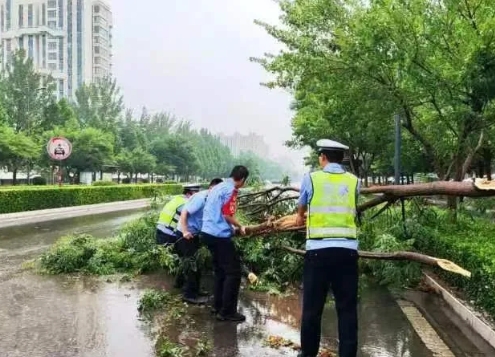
{"left": 47, "top": 137, "right": 72, "bottom": 187}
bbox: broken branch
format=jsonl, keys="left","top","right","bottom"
{"left": 281, "top": 246, "right": 471, "bottom": 278}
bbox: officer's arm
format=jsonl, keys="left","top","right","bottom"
{"left": 297, "top": 174, "right": 310, "bottom": 220}
{"left": 225, "top": 215, "right": 242, "bottom": 229}
{"left": 179, "top": 209, "right": 189, "bottom": 235}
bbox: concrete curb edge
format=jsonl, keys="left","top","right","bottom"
{"left": 0, "top": 199, "right": 152, "bottom": 229}
{"left": 423, "top": 272, "right": 495, "bottom": 349}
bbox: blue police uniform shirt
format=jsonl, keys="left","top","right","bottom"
{"left": 299, "top": 163, "right": 361, "bottom": 251}
{"left": 201, "top": 178, "right": 236, "bottom": 238}
{"left": 177, "top": 190, "right": 208, "bottom": 235}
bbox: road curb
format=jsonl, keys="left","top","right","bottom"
{"left": 0, "top": 199, "right": 152, "bottom": 229}
{"left": 423, "top": 272, "right": 495, "bottom": 349}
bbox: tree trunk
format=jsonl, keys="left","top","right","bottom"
{"left": 12, "top": 168, "right": 17, "bottom": 185}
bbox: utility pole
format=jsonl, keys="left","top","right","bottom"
{"left": 394, "top": 113, "right": 401, "bottom": 185}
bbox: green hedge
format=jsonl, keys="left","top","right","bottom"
{"left": 0, "top": 184, "right": 183, "bottom": 214}
{"left": 371, "top": 206, "right": 495, "bottom": 319}
{"left": 412, "top": 212, "right": 495, "bottom": 318}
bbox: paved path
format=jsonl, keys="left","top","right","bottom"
{"left": 0, "top": 199, "right": 151, "bottom": 229}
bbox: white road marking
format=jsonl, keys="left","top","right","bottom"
{"left": 398, "top": 300, "right": 455, "bottom": 357}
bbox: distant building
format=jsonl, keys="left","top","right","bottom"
{"left": 0, "top": 0, "right": 113, "bottom": 99}
{"left": 218, "top": 132, "right": 270, "bottom": 158}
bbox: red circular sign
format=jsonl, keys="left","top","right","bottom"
{"left": 47, "top": 137, "right": 72, "bottom": 161}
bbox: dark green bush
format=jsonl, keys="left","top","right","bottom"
{"left": 0, "top": 184, "right": 182, "bottom": 214}
{"left": 92, "top": 180, "right": 115, "bottom": 186}
{"left": 32, "top": 176, "right": 47, "bottom": 185}
{"left": 122, "top": 177, "right": 131, "bottom": 184}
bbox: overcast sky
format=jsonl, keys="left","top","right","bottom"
{"left": 110, "top": 0, "right": 308, "bottom": 168}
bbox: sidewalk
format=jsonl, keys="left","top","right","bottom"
{"left": 0, "top": 199, "right": 152, "bottom": 229}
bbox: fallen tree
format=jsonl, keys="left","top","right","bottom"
{"left": 236, "top": 181, "right": 495, "bottom": 279}
{"left": 239, "top": 179, "right": 495, "bottom": 215}
{"left": 236, "top": 214, "right": 471, "bottom": 278}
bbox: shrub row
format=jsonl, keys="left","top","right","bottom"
{"left": 0, "top": 184, "right": 183, "bottom": 214}
{"left": 367, "top": 205, "right": 495, "bottom": 319}
{"left": 412, "top": 211, "right": 495, "bottom": 319}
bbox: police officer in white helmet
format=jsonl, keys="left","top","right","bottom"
{"left": 296, "top": 139, "right": 360, "bottom": 357}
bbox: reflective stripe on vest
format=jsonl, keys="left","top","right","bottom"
{"left": 307, "top": 170, "right": 358, "bottom": 240}
{"left": 158, "top": 195, "right": 187, "bottom": 230}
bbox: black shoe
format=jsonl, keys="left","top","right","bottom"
{"left": 216, "top": 312, "right": 246, "bottom": 322}
{"left": 182, "top": 296, "right": 208, "bottom": 305}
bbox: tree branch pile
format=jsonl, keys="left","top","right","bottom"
{"left": 235, "top": 180, "right": 495, "bottom": 279}
{"left": 237, "top": 214, "right": 471, "bottom": 278}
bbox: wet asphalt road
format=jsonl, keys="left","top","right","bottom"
{"left": 0, "top": 210, "right": 435, "bottom": 357}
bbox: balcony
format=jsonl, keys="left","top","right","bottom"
{"left": 2, "top": 26, "right": 65, "bottom": 38}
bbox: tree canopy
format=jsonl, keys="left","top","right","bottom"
{"left": 0, "top": 50, "right": 292, "bottom": 185}
{"left": 253, "top": 0, "right": 495, "bottom": 181}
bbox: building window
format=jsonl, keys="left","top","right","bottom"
{"left": 58, "top": 79, "right": 64, "bottom": 97}
{"left": 48, "top": 10, "right": 56, "bottom": 18}
{"left": 48, "top": 20, "right": 56, "bottom": 28}
{"left": 48, "top": 52, "right": 57, "bottom": 60}
{"left": 36, "top": 36, "right": 40, "bottom": 66}
{"left": 28, "top": 35, "right": 34, "bottom": 58}
{"left": 94, "top": 46, "right": 99, "bottom": 54}
{"left": 48, "top": 63, "right": 57, "bottom": 70}
{"left": 77, "top": 0, "right": 83, "bottom": 86}
{"left": 67, "top": 0, "right": 73, "bottom": 97}
{"left": 28, "top": 4, "right": 33, "bottom": 27}
{"left": 93, "top": 26, "right": 99, "bottom": 33}
{"left": 58, "top": 0, "right": 63, "bottom": 28}
{"left": 48, "top": 41, "right": 57, "bottom": 50}
{"left": 58, "top": 38, "right": 63, "bottom": 70}
{"left": 18, "top": 36, "right": 23, "bottom": 50}
{"left": 6, "top": 39, "right": 11, "bottom": 52}
{"left": 18, "top": 5, "right": 23, "bottom": 27}
{"left": 42, "top": 35, "right": 46, "bottom": 68}
{"left": 6, "top": 0, "right": 11, "bottom": 30}
{"left": 94, "top": 5, "right": 100, "bottom": 13}
{"left": 1, "top": 6, "right": 3, "bottom": 32}
{"left": 42, "top": 4, "right": 46, "bottom": 25}
{"left": 48, "top": 0, "right": 57, "bottom": 8}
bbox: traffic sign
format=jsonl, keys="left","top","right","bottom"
{"left": 47, "top": 137, "right": 72, "bottom": 161}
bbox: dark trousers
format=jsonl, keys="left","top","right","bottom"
{"left": 156, "top": 229, "right": 177, "bottom": 245}
{"left": 175, "top": 232, "right": 201, "bottom": 298}
{"left": 200, "top": 232, "right": 241, "bottom": 316}
{"left": 156, "top": 229, "right": 184, "bottom": 287}
{"left": 301, "top": 247, "right": 358, "bottom": 357}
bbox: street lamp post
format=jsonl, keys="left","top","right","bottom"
{"left": 394, "top": 113, "right": 401, "bottom": 185}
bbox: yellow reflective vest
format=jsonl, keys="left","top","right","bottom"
{"left": 157, "top": 195, "right": 187, "bottom": 231}
{"left": 307, "top": 170, "right": 358, "bottom": 240}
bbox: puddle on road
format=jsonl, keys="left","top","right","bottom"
{"left": 0, "top": 270, "right": 433, "bottom": 357}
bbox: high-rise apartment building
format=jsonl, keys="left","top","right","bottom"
{"left": 0, "top": 0, "right": 112, "bottom": 98}
{"left": 218, "top": 132, "right": 270, "bottom": 158}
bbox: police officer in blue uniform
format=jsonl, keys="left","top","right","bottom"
{"left": 296, "top": 139, "right": 360, "bottom": 357}
{"left": 156, "top": 184, "right": 201, "bottom": 289}
{"left": 156, "top": 184, "right": 201, "bottom": 246}
{"left": 176, "top": 178, "right": 223, "bottom": 305}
